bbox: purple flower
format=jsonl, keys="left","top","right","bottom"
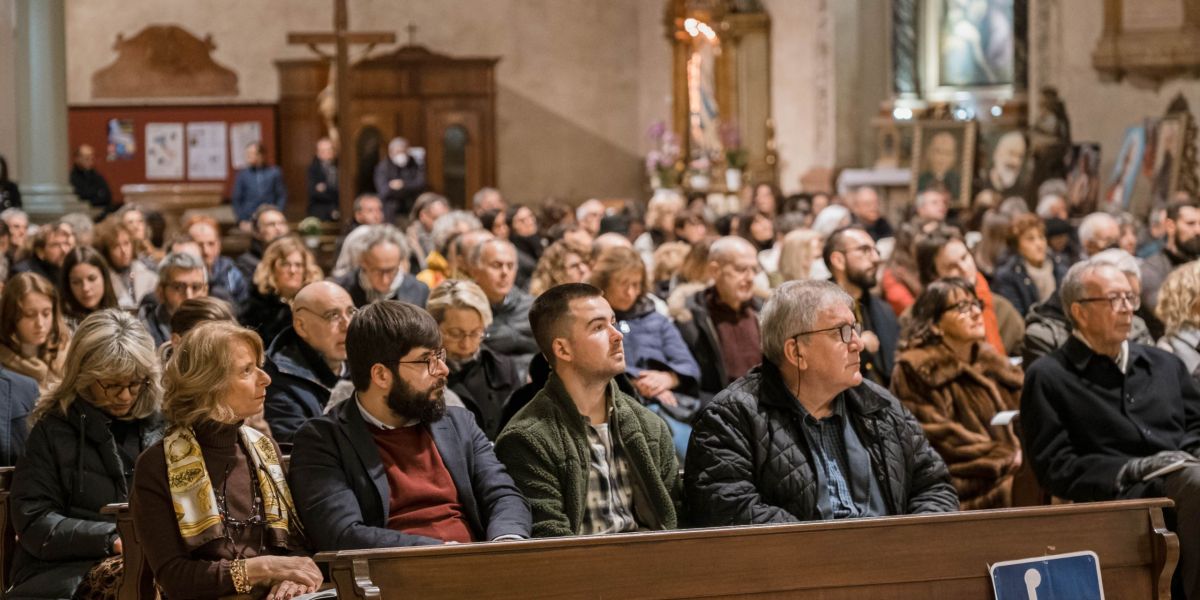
{"left": 646, "top": 121, "right": 667, "bottom": 141}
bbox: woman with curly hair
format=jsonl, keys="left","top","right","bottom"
{"left": 1155, "top": 261, "right": 1200, "bottom": 373}
{"left": 528, "top": 238, "right": 591, "bottom": 297}
{"left": 241, "top": 237, "right": 323, "bottom": 345}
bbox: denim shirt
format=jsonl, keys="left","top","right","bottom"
{"left": 796, "top": 393, "right": 887, "bottom": 519}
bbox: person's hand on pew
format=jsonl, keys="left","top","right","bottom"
{"left": 113, "top": 537, "right": 123, "bottom": 555}
{"left": 245, "top": 555, "right": 323, "bottom": 598}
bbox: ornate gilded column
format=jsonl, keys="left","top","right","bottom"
{"left": 14, "top": 0, "right": 87, "bottom": 221}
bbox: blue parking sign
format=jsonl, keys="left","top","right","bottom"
{"left": 991, "top": 551, "right": 1104, "bottom": 600}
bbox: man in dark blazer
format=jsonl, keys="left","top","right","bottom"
{"left": 330, "top": 225, "right": 430, "bottom": 308}
{"left": 288, "top": 300, "right": 530, "bottom": 550}
{"left": 824, "top": 226, "right": 898, "bottom": 386}
{"left": 1022, "top": 258, "right": 1200, "bottom": 598}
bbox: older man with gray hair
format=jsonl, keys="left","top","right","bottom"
{"left": 373, "top": 136, "right": 426, "bottom": 221}
{"left": 330, "top": 224, "right": 429, "bottom": 308}
{"left": 685, "top": 279, "right": 957, "bottom": 526}
{"left": 138, "top": 251, "right": 209, "bottom": 347}
{"left": 469, "top": 237, "right": 538, "bottom": 373}
{"left": 1022, "top": 257, "right": 1200, "bottom": 598}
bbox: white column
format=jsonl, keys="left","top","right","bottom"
{"left": 14, "top": 0, "right": 87, "bottom": 221}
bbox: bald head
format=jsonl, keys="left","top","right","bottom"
{"left": 293, "top": 281, "right": 356, "bottom": 362}
{"left": 709, "top": 236, "right": 758, "bottom": 265}
{"left": 708, "top": 236, "right": 760, "bottom": 308}
{"left": 592, "top": 232, "right": 633, "bottom": 258}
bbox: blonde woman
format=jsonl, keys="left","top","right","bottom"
{"left": 0, "top": 272, "right": 69, "bottom": 394}
{"left": 774, "top": 228, "right": 823, "bottom": 286}
{"left": 1156, "top": 261, "right": 1200, "bottom": 373}
{"left": 242, "top": 236, "right": 324, "bottom": 345}
{"left": 528, "top": 238, "right": 591, "bottom": 297}
{"left": 132, "top": 321, "right": 320, "bottom": 600}
{"left": 8, "top": 310, "right": 164, "bottom": 599}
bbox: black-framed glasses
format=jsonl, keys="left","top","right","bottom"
{"left": 794, "top": 322, "right": 862, "bottom": 344}
{"left": 942, "top": 299, "right": 984, "bottom": 316}
{"left": 442, "top": 328, "right": 488, "bottom": 343}
{"left": 166, "top": 281, "right": 207, "bottom": 294}
{"left": 398, "top": 348, "right": 447, "bottom": 376}
{"left": 97, "top": 378, "right": 149, "bottom": 397}
{"left": 1078, "top": 292, "right": 1140, "bottom": 311}
{"left": 296, "top": 306, "right": 358, "bottom": 326}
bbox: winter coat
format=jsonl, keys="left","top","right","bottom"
{"left": 1022, "top": 292, "right": 1154, "bottom": 368}
{"left": 684, "top": 360, "right": 958, "bottom": 527}
{"left": 672, "top": 287, "right": 763, "bottom": 401}
{"left": 495, "top": 373, "right": 680, "bottom": 537}
{"left": 136, "top": 294, "right": 171, "bottom": 348}
{"left": 240, "top": 287, "right": 293, "bottom": 348}
{"left": 264, "top": 327, "right": 344, "bottom": 444}
{"left": 0, "top": 366, "right": 37, "bottom": 467}
{"left": 617, "top": 296, "right": 702, "bottom": 396}
{"left": 483, "top": 288, "right": 538, "bottom": 375}
{"left": 232, "top": 165, "right": 286, "bottom": 223}
{"left": 208, "top": 255, "right": 250, "bottom": 305}
{"left": 1158, "top": 326, "right": 1200, "bottom": 374}
{"left": 991, "top": 254, "right": 1068, "bottom": 317}
{"left": 8, "top": 401, "right": 164, "bottom": 599}
{"left": 448, "top": 347, "right": 523, "bottom": 441}
{"left": 890, "top": 343, "right": 1023, "bottom": 509}
{"left": 331, "top": 268, "right": 430, "bottom": 309}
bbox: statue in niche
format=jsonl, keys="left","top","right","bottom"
{"left": 939, "top": 0, "right": 1014, "bottom": 87}
{"left": 1029, "top": 86, "right": 1071, "bottom": 187}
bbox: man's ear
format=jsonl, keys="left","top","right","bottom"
{"left": 707, "top": 260, "right": 720, "bottom": 279}
{"left": 829, "top": 251, "right": 845, "bottom": 273}
{"left": 787, "top": 338, "right": 807, "bottom": 370}
{"left": 1068, "top": 302, "right": 1086, "bottom": 331}
{"left": 369, "top": 363, "right": 392, "bottom": 390}
{"left": 552, "top": 338, "right": 571, "bottom": 365}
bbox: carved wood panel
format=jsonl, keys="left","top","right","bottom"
{"left": 92, "top": 25, "right": 238, "bottom": 98}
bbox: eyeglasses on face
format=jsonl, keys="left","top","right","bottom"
{"left": 97, "top": 378, "right": 149, "bottom": 397}
{"left": 398, "top": 348, "right": 448, "bottom": 376}
{"left": 167, "top": 281, "right": 207, "bottom": 294}
{"left": 1078, "top": 292, "right": 1140, "bottom": 311}
{"left": 442, "top": 328, "right": 488, "bottom": 343}
{"left": 296, "top": 306, "right": 358, "bottom": 326}
{"left": 942, "top": 299, "right": 984, "bottom": 316}
{"left": 793, "top": 322, "right": 863, "bottom": 344}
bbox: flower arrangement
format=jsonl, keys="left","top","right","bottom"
{"left": 719, "top": 121, "right": 748, "bottom": 170}
{"left": 645, "top": 121, "right": 682, "bottom": 189}
{"left": 298, "top": 217, "right": 323, "bottom": 237}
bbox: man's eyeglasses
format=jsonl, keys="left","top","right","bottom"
{"left": 1078, "top": 292, "right": 1140, "bottom": 311}
{"left": 398, "top": 348, "right": 447, "bottom": 376}
{"left": 942, "top": 299, "right": 984, "bottom": 316}
{"left": 167, "top": 281, "right": 207, "bottom": 294}
{"left": 296, "top": 306, "right": 358, "bottom": 326}
{"left": 97, "top": 379, "right": 149, "bottom": 397}
{"left": 840, "top": 244, "right": 879, "bottom": 257}
{"left": 793, "top": 322, "right": 863, "bottom": 344}
{"left": 443, "top": 328, "right": 488, "bottom": 343}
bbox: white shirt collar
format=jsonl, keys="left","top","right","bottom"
{"left": 355, "top": 393, "right": 418, "bottom": 430}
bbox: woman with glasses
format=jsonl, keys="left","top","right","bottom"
{"left": 242, "top": 237, "right": 324, "bottom": 346}
{"left": 0, "top": 272, "right": 69, "bottom": 395}
{"left": 426, "top": 280, "right": 522, "bottom": 440}
{"left": 131, "top": 321, "right": 320, "bottom": 600}
{"left": 528, "top": 238, "right": 592, "bottom": 297}
{"left": 890, "top": 278, "right": 1023, "bottom": 510}
{"left": 8, "top": 310, "right": 164, "bottom": 599}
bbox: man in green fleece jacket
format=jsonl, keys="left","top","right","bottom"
{"left": 496, "top": 283, "right": 680, "bottom": 537}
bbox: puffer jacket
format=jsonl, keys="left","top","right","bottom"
{"left": 684, "top": 360, "right": 958, "bottom": 526}
{"left": 8, "top": 401, "right": 164, "bottom": 599}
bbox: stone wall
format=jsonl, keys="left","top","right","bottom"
{"left": 0, "top": 0, "right": 18, "bottom": 175}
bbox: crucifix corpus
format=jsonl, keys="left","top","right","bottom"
{"left": 287, "top": 0, "right": 396, "bottom": 222}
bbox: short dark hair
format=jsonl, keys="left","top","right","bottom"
{"left": 169, "top": 297, "right": 236, "bottom": 336}
{"left": 821, "top": 225, "right": 868, "bottom": 271}
{"left": 1166, "top": 198, "right": 1200, "bottom": 222}
{"left": 346, "top": 301, "right": 441, "bottom": 391}
{"left": 252, "top": 205, "right": 284, "bottom": 231}
{"left": 528, "top": 283, "right": 603, "bottom": 367}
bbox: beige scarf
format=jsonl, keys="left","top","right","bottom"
{"left": 164, "top": 425, "right": 300, "bottom": 549}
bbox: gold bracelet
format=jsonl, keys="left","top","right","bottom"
{"left": 230, "top": 558, "right": 252, "bottom": 594}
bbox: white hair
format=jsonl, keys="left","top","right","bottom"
{"left": 812, "top": 205, "right": 851, "bottom": 238}
{"left": 1091, "top": 248, "right": 1141, "bottom": 281}
{"left": 576, "top": 199, "right": 604, "bottom": 222}
{"left": 1077, "top": 212, "right": 1118, "bottom": 250}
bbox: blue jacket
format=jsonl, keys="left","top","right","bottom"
{"left": 232, "top": 165, "right": 287, "bottom": 223}
{"left": 330, "top": 269, "right": 430, "bottom": 309}
{"left": 991, "top": 254, "right": 1067, "bottom": 317}
{"left": 209, "top": 255, "right": 249, "bottom": 305}
{"left": 616, "top": 297, "right": 701, "bottom": 396}
{"left": 288, "top": 399, "right": 531, "bottom": 550}
{"left": 0, "top": 366, "right": 37, "bottom": 467}
{"left": 263, "top": 327, "right": 342, "bottom": 444}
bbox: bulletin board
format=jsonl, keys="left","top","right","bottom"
{"left": 67, "top": 104, "right": 277, "bottom": 205}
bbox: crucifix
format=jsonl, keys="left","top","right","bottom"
{"left": 287, "top": 0, "right": 396, "bottom": 222}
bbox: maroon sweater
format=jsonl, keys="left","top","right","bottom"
{"left": 368, "top": 424, "right": 474, "bottom": 543}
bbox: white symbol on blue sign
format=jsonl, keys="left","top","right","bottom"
{"left": 991, "top": 551, "right": 1104, "bottom": 600}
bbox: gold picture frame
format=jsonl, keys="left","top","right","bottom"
{"left": 910, "top": 120, "right": 977, "bottom": 209}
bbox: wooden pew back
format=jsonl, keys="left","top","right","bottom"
{"left": 319, "top": 499, "right": 1177, "bottom": 600}
{"left": 0, "top": 466, "right": 15, "bottom": 593}
{"left": 101, "top": 503, "right": 155, "bottom": 600}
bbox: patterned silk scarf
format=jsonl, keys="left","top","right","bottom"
{"left": 163, "top": 425, "right": 301, "bottom": 550}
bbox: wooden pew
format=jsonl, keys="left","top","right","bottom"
{"left": 319, "top": 499, "right": 1177, "bottom": 599}
{"left": 101, "top": 503, "right": 155, "bottom": 600}
{"left": 0, "top": 466, "right": 15, "bottom": 593}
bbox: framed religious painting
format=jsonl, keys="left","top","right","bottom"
{"left": 1102, "top": 124, "right": 1146, "bottom": 214}
{"left": 977, "top": 127, "right": 1030, "bottom": 199}
{"left": 1148, "top": 114, "right": 1188, "bottom": 210}
{"left": 1065, "top": 143, "right": 1101, "bottom": 218}
{"left": 911, "top": 120, "right": 977, "bottom": 208}
{"left": 912, "top": 0, "right": 1023, "bottom": 101}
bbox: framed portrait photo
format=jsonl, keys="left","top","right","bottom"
{"left": 911, "top": 120, "right": 977, "bottom": 209}
{"left": 978, "top": 127, "right": 1030, "bottom": 199}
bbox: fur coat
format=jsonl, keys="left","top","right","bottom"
{"left": 890, "top": 342, "right": 1024, "bottom": 509}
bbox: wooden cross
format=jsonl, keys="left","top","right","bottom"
{"left": 406, "top": 22, "right": 418, "bottom": 46}
{"left": 287, "top": 0, "right": 396, "bottom": 222}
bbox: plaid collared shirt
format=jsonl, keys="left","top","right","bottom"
{"left": 801, "top": 405, "right": 862, "bottom": 519}
{"left": 580, "top": 407, "right": 638, "bottom": 535}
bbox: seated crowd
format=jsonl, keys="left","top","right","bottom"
{"left": 2, "top": 181, "right": 1200, "bottom": 598}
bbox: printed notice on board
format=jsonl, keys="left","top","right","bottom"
{"left": 145, "top": 122, "right": 184, "bottom": 180}
{"left": 187, "top": 122, "right": 228, "bottom": 180}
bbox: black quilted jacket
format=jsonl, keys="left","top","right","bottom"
{"left": 684, "top": 360, "right": 959, "bottom": 526}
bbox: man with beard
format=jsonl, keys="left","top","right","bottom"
{"left": 674, "top": 236, "right": 764, "bottom": 402}
{"left": 824, "top": 226, "right": 898, "bottom": 387}
{"left": 496, "top": 283, "right": 680, "bottom": 537}
{"left": 988, "top": 130, "right": 1028, "bottom": 197}
{"left": 288, "top": 300, "right": 531, "bottom": 550}
{"left": 1140, "top": 199, "right": 1200, "bottom": 332}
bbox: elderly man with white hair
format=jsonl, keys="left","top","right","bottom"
{"left": 685, "top": 279, "right": 958, "bottom": 526}
{"left": 576, "top": 199, "right": 605, "bottom": 237}
{"left": 373, "top": 136, "right": 426, "bottom": 222}
{"left": 1077, "top": 211, "right": 1120, "bottom": 258}
{"left": 330, "top": 225, "right": 429, "bottom": 308}
{"left": 1022, "top": 257, "right": 1200, "bottom": 598}
{"left": 1023, "top": 248, "right": 1154, "bottom": 367}
{"left": 469, "top": 238, "right": 538, "bottom": 374}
